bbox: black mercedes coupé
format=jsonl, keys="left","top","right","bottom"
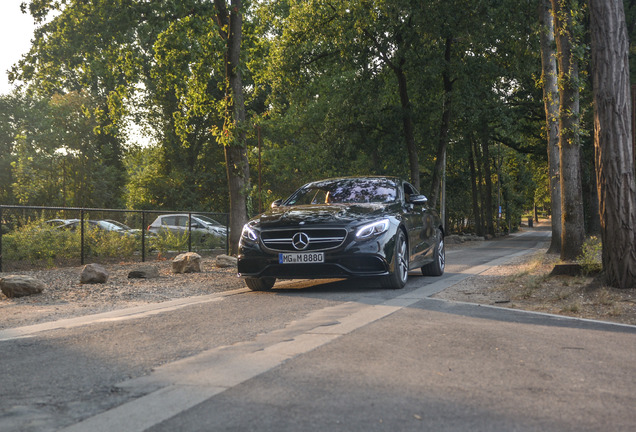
{"left": 237, "top": 176, "right": 445, "bottom": 290}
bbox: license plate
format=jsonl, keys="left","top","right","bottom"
{"left": 279, "top": 252, "right": 325, "bottom": 264}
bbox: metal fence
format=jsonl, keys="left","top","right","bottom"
{"left": 0, "top": 205, "right": 229, "bottom": 272}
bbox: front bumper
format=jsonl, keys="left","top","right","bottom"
{"left": 237, "top": 252, "right": 390, "bottom": 279}
{"left": 238, "top": 229, "right": 397, "bottom": 279}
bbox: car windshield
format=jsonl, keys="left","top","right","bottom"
{"left": 96, "top": 221, "right": 125, "bottom": 231}
{"left": 103, "top": 220, "right": 133, "bottom": 230}
{"left": 284, "top": 178, "right": 398, "bottom": 205}
{"left": 194, "top": 215, "right": 223, "bottom": 227}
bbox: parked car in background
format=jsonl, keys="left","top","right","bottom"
{"left": 44, "top": 218, "right": 79, "bottom": 227}
{"left": 237, "top": 176, "right": 445, "bottom": 291}
{"left": 59, "top": 219, "right": 138, "bottom": 236}
{"left": 101, "top": 219, "right": 142, "bottom": 235}
{"left": 147, "top": 214, "right": 227, "bottom": 239}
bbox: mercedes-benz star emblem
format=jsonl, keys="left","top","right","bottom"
{"left": 292, "top": 232, "right": 310, "bottom": 250}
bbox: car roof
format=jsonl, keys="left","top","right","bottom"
{"left": 304, "top": 176, "right": 401, "bottom": 185}
{"left": 155, "top": 214, "right": 216, "bottom": 218}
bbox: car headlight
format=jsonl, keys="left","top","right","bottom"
{"left": 355, "top": 218, "right": 390, "bottom": 240}
{"left": 241, "top": 224, "right": 259, "bottom": 242}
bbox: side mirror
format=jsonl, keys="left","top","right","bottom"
{"left": 409, "top": 194, "right": 428, "bottom": 205}
{"left": 271, "top": 199, "right": 283, "bottom": 209}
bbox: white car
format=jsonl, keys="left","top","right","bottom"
{"left": 59, "top": 219, "right": 138, "bottom": 236}
{"left": 147, "top": 214, "right": 227, "bottom": 239}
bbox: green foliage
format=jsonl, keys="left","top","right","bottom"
{"left": 7, "top": 1, "right": 230, "bottom": 211}
{"left": 252, "top": 0, "right": 545, "bottom": 231}
{"left": 149, "top": 230, "right": 190, "bottom": 255}
{"left": 1, "top": 219, "right": 142, "bottom": 264}
{"left": 192, "top": 232, "right": 226, "bottom": 251}
{"left": 1, "top": 90, "right": 126, "bottom": 207}
{"left": 5, "top": 0, "right": 632, "bottom": 239}
{"left": 577, "top": 236, "right": 603, "bottom": 275}
{"left": 84, "top": 229, "right": 138, "bottom": 259}
{"left": 2, "top": 220, "right": 81, "bottom": 264}
{"left": 148, "top": 230, "right": 225, "bottom": 255}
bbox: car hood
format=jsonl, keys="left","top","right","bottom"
{"left": 256, "top": 203, "right": 392, "bottom": 228}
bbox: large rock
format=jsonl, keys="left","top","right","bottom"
{"left": 80, "top": 263, "right": 109, "bottom": 284}
{"left": 172, "top": 252, "right": 202, "bottom": 274}
{"left": 128, "top": 266, "right": 160, "bottom": 279}
{"left": 0, "top": 275, "right": 45, "bottom": 298}
{"left": 215, "top": 254, "right": 237, "bottom": 268}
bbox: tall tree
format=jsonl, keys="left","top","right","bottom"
{"left": 551, "top": 0, "right": 586, "bottom": 260}
{"left": 480, "top": 121, "right": 495, "bottom": 236}
{"left": 429, "top": 35, "right": 453, "bottom": 210}
{"left": 0, "top": 94, "right": 20, "bottom": 204}
{"left": 214, "top": 0, "right": 250, "bottom": 254}
{"left": 256, "top": 0, "right": 435, "bottom": 188}
{"left": 589, "top": 0, "right": 636, "bottom": 288}
{"left": 12, "top": 1, "right": 235, "bottom": 212}
{"left": 13, "top": 0, "right": 130, "bottom": 205}
{"left": 539, "top": 0, "right": 562, "bottom": 253}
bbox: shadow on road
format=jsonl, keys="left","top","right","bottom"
{"left": 416, "top": 297, "right": 636, "bottom": 334}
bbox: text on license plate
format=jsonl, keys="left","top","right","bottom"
{"left": 279, "top": 252, "right": 325, "bottom": 264}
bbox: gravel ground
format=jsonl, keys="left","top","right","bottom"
{"left": 434, "top": 248, "right": 636, "bottom": 326}
{"left": 0, "top": 258, "right": 245, "bottom": 330}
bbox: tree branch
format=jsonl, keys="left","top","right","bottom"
{"left": 493, "top": 134, "right": 545, "bottom": 156}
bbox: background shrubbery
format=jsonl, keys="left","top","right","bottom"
{"left": 3, "top": 221, "right": 82, "bottom": 265}
{"left": 2, "top": 220, "right": 140, "bottom": 265}
{"left": 2, "top": 218, "right": 227, "bottom": 268}
{"left": 149, "top": 230, "right": 226, "bottom": 255}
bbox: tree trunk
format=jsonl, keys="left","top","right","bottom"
{"left": 430, "top": 36, "right": 453, "bottom": 210}
{"left": 469, "top": 139, "right": 483, "bottom": 237}
{"left": 473, "top": 138, "right": 486, "bottom": 237}
{"left": 215, "top": 0, "right": 250, "bottom": 255}
{"left": 585, "top": 166, "right": 602, "bottom": 234}
{"left": 589, "top": 0, "right": 636, "bottom": 288}
{"left": 480, "top": 124, "right": 494, "bottom": 236}
{"left": 551, "top": 0, "right": 586, "bottom": 261}
{"left": 394, "top": 65, "right": 420, "bottom": 189}
{"left": 361, "top": 28, "right": 420, "bottom": 189}
{"left": 539, "top": 0, "right": 562, "bottom": 254}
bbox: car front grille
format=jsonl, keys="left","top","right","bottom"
{"left": 261, "top": 228, "right": 348, "bottom": 252}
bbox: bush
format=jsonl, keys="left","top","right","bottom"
{"left": 149, "top": 230, "right": 226, "bottom": 255}
{"left": 149, "top": 230, "right": 190, "bottom": 254}
{"left": 577, "top": 236, "right": 603, "bottom": 275}
{"left": 192, "top": 232, "right": 226, "bottom": 251}
{"left": 2, "top": 220, "right": 81, "bottom": 264}
{"left": 2, "top": 219, "right": 140, "bottom": 265}
{"left": 84, "top": 229, "right": 138, "bottom": 258}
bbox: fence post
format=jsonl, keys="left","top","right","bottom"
{"left": 0, "top": 206, "right": 3, "bottom": 273}
{"left": 188, "top": 213, "right": 192, "bottom": 252}
{"left": 141, "top": 211, "right": 146, "bottom": 263}
{"left": 80, "top": 209, "right": 85, "bottom": 265}
{"left": 226, "top": 213, "right": 229, "bottom": 255}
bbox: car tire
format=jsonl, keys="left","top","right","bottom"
{"left": 245, "top": 277, "right": 276, "bottom": 291}
{"left": 421, "top": 229, "right": 445, "bottom": 276}
{"left": 381, "top": 230, "right": 408, "bottom": 290}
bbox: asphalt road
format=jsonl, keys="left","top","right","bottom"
{"left": 1, "top": 227, "right": 635, "bottom": 431}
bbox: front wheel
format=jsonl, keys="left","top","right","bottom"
{"left": 381, "top": 230, "right": 408, "bottom": 289}
{"left": 245, "top": 277, "right": 276, "bottom": 291}
{"left": 421, "top": 230, "right": 445, "bottom": 276}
